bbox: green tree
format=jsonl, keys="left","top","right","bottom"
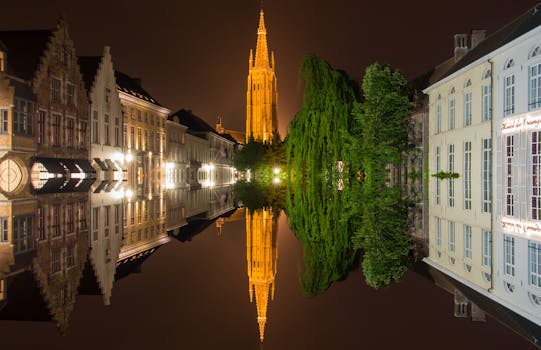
{"left": 350, "top": 63, "right": 414, "bottom": 289}
{"left": 285, "top": 55, "right": 357, "bottom": 296}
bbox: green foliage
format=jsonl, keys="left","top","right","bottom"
{"left": 232, "top": 137, "right": 267, "bottom": 171}
{"left": 348, "top": 63, "right": 414, "bottom": 289}
{"left": 283, "top": 58, "right": 414, "bottom": 293}
{"left": 431, "top": 171, "right": 459, "bottom": 179}
{"left": 285, "top": 55, "right": 357, "bottom": 297}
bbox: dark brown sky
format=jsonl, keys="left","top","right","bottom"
{"left": 1, "top": 0, "right": 540, "bottom": 136}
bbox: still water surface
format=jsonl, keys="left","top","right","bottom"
{"left": 0, "top": 195, "right": 537, "bottom": 349}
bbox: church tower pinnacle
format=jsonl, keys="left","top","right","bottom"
{"left": 246, "top": 7, "right": 278, "bottom": 143}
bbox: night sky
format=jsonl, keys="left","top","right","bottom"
{"left": 1, "top": 0, "right": 540, "bottom": 136}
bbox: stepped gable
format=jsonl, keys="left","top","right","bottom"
{"left": 0, "top": 30, "right": 52, "bottom": 80}
{"left": 115, "top": 70, "right": 161, "bottom": 106}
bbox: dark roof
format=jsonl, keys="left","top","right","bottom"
{"left": 0, "top": 30, "right": 52, "bottom": 80}
{"left": 438, "top": 4, "right": 541, "bottom": 82}
{"left": 170, "top": 109, "right": 218, "bottom": 137}
{"left": 115, "top": 70, "right": 162, "bottom": 106}
{"left": 77, "top": 56, "right": 101, "bottom": 93}
{"left": 0, "top": 40, "right": 7, "bottom": 52}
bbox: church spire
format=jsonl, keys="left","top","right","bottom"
{"left": 254, "top": 9, "right": 269, "bottom": 67}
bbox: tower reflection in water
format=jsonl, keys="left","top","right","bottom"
{"left": 246, "top": 208, "right": 278, "bottom": 342}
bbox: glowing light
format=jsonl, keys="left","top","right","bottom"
{"left": 125, "top": 153, "right": 133, "bottom": 162}
{"left": 70, "top": 173, "right": 87, "bottom": 179}
{"left": 125, "top": 189, "right": 133, "bottom": 199}
{"left": 501, "top": 112, "right": 541, "bottom": 134}
{"left": 273, "top": 167, "right": 280, "bottom": 175}
{"left": 273, "top": 177, "right": 280, "bottom": 184}
{"left": 112, "top": 152, "right": 124, "bottom": 163}
{"left": 501, "top": 217, "right": 541, "bottom": 238}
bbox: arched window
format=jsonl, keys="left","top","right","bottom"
{"left": 464, "top": 264, "right": 472, "bottom": 272}
{"left": 504, "top": 281, "right": 515, "bottom": 293}
{"left": 530, "top": 46, "right": 541, "bottom": 59}
{"left": 465, "top": 79, "right": 472, "bottom": 88}
{"left": 482, "top": 272, "right": 492, "bottom": 282}
{"left": 449, "top": 88, "right": 456, "bottom": 130}
{"left": 483, "top": 69, "right": 491, "bottom": 80}
{"left": 505, "top": 58, "right": 515, "bottom": 69}
{"left": 529, "top": 292, "right": 541, "bottom": 306}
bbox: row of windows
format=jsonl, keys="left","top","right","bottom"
{"left": 503, "top": 132, "right": 541, "bottom": 220}
{"left": 92, "top": 111, "right": 121, "bottom": 146}
{"left": 37, "top": 111, "right": 87, "bottom": 148}
{"left": 124, "top": 125, "right": 165, "bottom": 153}
{"left": 126, "top": 108, "right": 165, "bottom": 128}
{"left": 434, "top": 217, "right": 492, "bottom": 268}
{"left": 125, "top": 199, "right": 165, "bottom": 227}
{"left": 435, "top": 139, "right": 492, "bottom": 212}
{"left": 92, "top": 205, "right": 122, "bottom": 241}
{"left": 51, "top": 78, "right": 76, "bottom": 106}
{"left": 435, "top": 72, "right": 492, "bottom": 134}
{"left": 503, "top": 235, "right": 541, "bottom": 289}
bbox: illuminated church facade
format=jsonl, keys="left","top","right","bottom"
{"left": 246, "top": 9, "right": 278, "bottom": 143}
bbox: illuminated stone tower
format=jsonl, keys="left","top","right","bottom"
{"left": 246, "top": 209, "right": 278, "bottom": 342}
{"left": 246, "top": 8, "right": 278, "bottom": 143}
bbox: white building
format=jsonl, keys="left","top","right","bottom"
{"left": 425, "top": 4, "right": 541, "bottom": 327}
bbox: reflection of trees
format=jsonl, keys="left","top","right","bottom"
{"left": 286, "top": 175, "right": 356, "bottom": 297}
{"left": 234, "top": 180, "right": 284, "bottom": 216}
{"left": 285, "top": 55, "right": 357, "bottom": 297}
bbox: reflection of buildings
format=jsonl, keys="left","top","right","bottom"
{"left": 246, "top": 8, "right": 278, "bottom": 143}
{"left": 0, "top": 193, "right": 89, "bottom": 333}
{"left": 415, "top": 263, "right": 541, "bottom": 346}
{"left": 246, "top": 208, "right": 278, "bottom": 342}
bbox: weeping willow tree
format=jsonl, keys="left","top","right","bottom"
{"left": 285, "top": 55, "right": 358, "bottom": 296}
{"left": 350, "top": 63, "right": 414, "bottom": 289}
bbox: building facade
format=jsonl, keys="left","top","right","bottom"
{"left": 425, "top": 5, "right": 541, "bottom": 328}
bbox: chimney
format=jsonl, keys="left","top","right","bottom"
{"left": 471, "top": 30, "right": 486, "bottom": 49}
{"left": 454, "top": 34, "right": 469, "bottom": 62}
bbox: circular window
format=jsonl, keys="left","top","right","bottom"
{"left": 0, "top": 159, "right": 22, "bottom": 193}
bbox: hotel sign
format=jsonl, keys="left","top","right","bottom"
{"left": 501, "top": 217, "right": 541, "bottom": 239}
{"left": 501, "top": 114, "right": 541, "bottom": 134}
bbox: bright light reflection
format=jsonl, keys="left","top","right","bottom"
{"left": 125, "top": 153, "right": 133, "bottom": 162}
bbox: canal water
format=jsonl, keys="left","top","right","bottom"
{"left": 0, "top": 189, "right": 537, "bottom": 349}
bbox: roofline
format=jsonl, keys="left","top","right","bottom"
{"left": 117, "top": 90, "right": 170, "bottom": 116}
{"left": 424, "top": 19, "right": 541, "bottom": 93}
